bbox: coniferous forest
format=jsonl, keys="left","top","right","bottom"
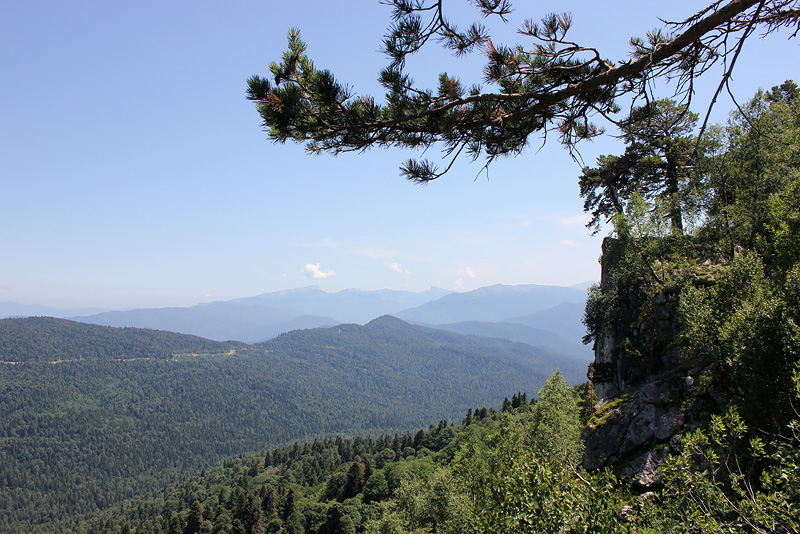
{"left": 0, "top": 315, "right": 583, "bottom": 532}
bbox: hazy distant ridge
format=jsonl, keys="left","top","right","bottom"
{"left": 0, "top": 302, "right": 109, "bottom": 319}
{"left": 393, "top": 283, "right": 588, "bottom": 324}
{"left": 7, "top": 283, "right": 594, "bottom": 359}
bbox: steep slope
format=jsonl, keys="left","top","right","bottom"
{"left": 261, "top": 315, "right": 587, "bottom": 385}
{"left": 251, "top": 314, "right": 340, "bottom": 342}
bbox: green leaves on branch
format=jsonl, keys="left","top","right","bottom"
{"left": 530, "top": 370, "right": 583, "bottom": 467}
{"left": 655, "top": 405, "right": 800, "bottom": 533}
{"left": 481, "top": 451, "right": 630, "bottom": 534}
{"left": 678, "top": 252, "right": 800, "bottom": 432}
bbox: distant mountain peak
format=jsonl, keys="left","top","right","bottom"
{"left": 254, "top": 286, "right": 322, "bottom": 297}
{"left": 366, "top": 315, "right": 407, "bottom": 327}
{"left": 394, "top": 283, "right": 588, "bottom": 325}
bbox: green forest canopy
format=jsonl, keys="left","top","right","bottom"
{"left": 0, "top": 316, "right": 583, "bottom": 532}
{"left": 69, "top": 368, "right": 800, "bottom": 533}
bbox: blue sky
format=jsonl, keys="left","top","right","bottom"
{"left": 1, "top": 1, "right": 796, "bottom": 309}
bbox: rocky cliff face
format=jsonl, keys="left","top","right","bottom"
{"left": 583, "top": 377, "right": 688, "bottom": 487}
{"left": 589, "top": 238, "right": 684, "bottom": 400}
{"left": 582, "top": 238, "right": 722, "bottom": 487}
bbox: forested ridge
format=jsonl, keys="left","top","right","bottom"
{"left": 0, "top": 316, "right": 242, "bottom": 362}
{"left": 0, "top": 316, "right": 581, "bottom": 532}
{"left": 67, "top": 384, "right": 581, "bottom": 534}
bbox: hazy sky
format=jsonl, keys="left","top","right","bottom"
{"left": 2, "top": 1, "right": 796, "bottom": 309}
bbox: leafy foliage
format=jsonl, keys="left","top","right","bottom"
{"left": 529, "top": 370, "right": 583, "bottom": 466}
{"left": 679, "top": 252, "right": 800, "bottom": 431}
{"left": 579, "top": 99, "right": 699, "bottom": 235}
{"left": 700, "top": 79, "right": 800, "bottom": 253}
{"left": 583, "top": 83, "right": 800, "bottom": 408}
{"left": 651, "top": 401, "right": 800, "bottom": 533}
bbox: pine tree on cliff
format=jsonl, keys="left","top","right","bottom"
{"left": 579, "top": 99, "right": 698, "bottom": 235}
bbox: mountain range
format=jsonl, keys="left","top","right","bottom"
{"left": 1, "top": 282, "right": 595, "bottom": 361}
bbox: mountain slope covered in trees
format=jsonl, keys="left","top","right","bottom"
{"left": 0, "top": 316, "right": 242, "bottom": 362}
{"left": 70, "top": 367, "right": 800, "bottom": 534}
{"left": 0, "top": 316, "right": 582, "bottom": 532}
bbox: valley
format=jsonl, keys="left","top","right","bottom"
{"left": 0, "top": 293, "right": 589, "bottom": 532}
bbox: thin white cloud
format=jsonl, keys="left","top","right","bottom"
{"left": 301, "top": 263, "right": 335, "bottom": 279}
{"left": 354, "top": 248, "right": 397, "bottom": 259}
{"left": 560, "top": 239, "right": 581, "bottom": 248}
{"left": 318, "top": 237, "right": 338, "bottom": 247}
{"left": 386, "top": 262, "right": 411, "bottom": 275}
{"left": 465, "top": 267, "right": 476, "bottom": 278}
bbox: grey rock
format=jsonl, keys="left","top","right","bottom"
{"left": 583, "top": 377, "right": 686, "bottom": 483}
{"left": 583, "top": 406, "right": 629, "bottom": 470}
{"left": 638, "top": 381, "right": 670, "bottom": 404}
{"left": 655, "top": 405, "right": 685, "bottom": 441}
{"left": 619, "top": 448, "right": 671, "bottom": 488}
{"left": 620, "top": 403, "right": 656, "bottom": 456}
